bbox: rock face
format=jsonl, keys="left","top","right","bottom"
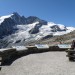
{"left": 42, "top": 34, "right": 53, "bottom": 40}
{"left": 51, "top": 25, "right": 67, "bottom": 32}
{"left": 11, "top": 12, "right": 27, "bottom": 25}
{"left": 0, "top": 18, "right": 15, "bottom": 38}
{"left": 26, "top": 16, "right": 47, "bottom": 25}
{"left": 0, "top": 12, "right": 27, "bottom": 38}
{"left": 51, "top": 25, "right": 61, "bottom": 32}
{"left": 29, "top": 23, "right": 42, "bottom": 34}
{"left": 28, "top": 16, "right": 47, "bottom": 34}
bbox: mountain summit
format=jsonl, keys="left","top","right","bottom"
{"left": 0, "top": 12, "right": 47, "bottom": 38}
{"left": 0, "top": 12, "right": 75, "bottom": 48}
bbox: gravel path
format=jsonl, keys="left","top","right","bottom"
{"left": 0, "top": 52, "right": 75, "bottom": 75}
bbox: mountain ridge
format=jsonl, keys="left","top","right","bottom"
{"left": 0, "top": 12, "right": 75, "bottom": 48}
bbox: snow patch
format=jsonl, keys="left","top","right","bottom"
{"left": 58, "top": 24, "right": 66, "bottom": 30}
{"left": 0, "top": 14, "right": 13, "bottom": 25}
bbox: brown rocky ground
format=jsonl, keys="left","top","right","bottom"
{"left": 27, "top": 30, "right": 75, "bottom": 46}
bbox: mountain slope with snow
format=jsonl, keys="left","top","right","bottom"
{"left": 0, "top": 12, "right": 75, "bottom": 48}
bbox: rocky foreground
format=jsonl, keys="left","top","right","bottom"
{"left": 0, "top": 52, "right": 75, "bottom": 75}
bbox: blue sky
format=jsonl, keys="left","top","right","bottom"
{"left": 0, "top": 0, "right": 75, "bottom": 27}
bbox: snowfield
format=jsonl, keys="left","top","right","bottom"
{"left": 4, "top": 21, "right": 75, "bottom": 45}
{"left": 15, "top": 22, "right": 75, "bottom": 38}
{"left": 0, "top": 14, "right": 13, "bottom": 24}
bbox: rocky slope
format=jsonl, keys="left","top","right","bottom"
{"left": 28, "top": 30, "right": 75, "bottom": 46}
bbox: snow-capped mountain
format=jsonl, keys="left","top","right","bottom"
{"left": 0, "top": 12, "right": 75, "bottom": 47}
